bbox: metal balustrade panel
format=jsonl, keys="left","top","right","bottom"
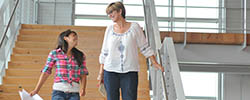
{"left": 162, "top": 37, "right": 186, "bottom": 100}
{"left": 0, "top": 0, "right": 22, "bottom": 85}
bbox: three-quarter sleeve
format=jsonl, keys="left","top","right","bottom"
{"left": 99, "top": 25, "right": 111, "bottom": 64}
{"left": 41, "top": 50, "right": 56, "bottom": 74}
{"left": 135, "top": 23, "right": 154, "bottom": 58}
{"left": 80, "top": 55, "right": 89, "bottom": 75}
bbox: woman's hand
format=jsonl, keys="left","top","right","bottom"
{"left": 152, "top": 63, "right": 164, "bottom": 72}
{"left": 97, "top": 73, "right": 104, "bottom": 87}
{"left": 80, "top": 88, "right": 86, "bottom": 96}
{"left": 97, "top": 64, "right": 104, "bottom": 87}
{"left": 149, "top": 55, "right": 165, "bottom": 72}
{"left": 29, "top": 90, "right": 38, "bottom": 96}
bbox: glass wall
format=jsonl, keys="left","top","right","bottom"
{"left": 181, "top": 72, "right": 219, "bottom": 100}
{"left": 75, "top": 0, "right": 145, "bottom": 27}
{"left": 75, "top": 0, "right": 221, "bottom": 33}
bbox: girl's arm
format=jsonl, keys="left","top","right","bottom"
{"left": 80, "top": 75, "right": 87, "bottom": 96}
{"left": 29, "top": 72, "right": 50, "bottom": 96}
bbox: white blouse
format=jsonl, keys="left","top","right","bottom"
{"left": 99, "top": 22, "right": 154, "bottom": 73}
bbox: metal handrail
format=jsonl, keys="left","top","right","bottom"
{"left": 142, "top": 0, "right": 168, "bottom": 99}
{"left": 0, "top": 0, "right": 20, "bottom": 48}
{"left": 157, "top": 49, "right": 168, "bottom": 100}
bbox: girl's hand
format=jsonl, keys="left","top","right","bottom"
{"left": 29, "top": 90, "right": 38, "bottom": 96}
{"left": 80, "top": 88, "right": 86, "bottom": 96}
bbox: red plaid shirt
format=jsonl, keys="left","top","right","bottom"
{"left": 42, "top": 49, "right": 88, "bottom": 84}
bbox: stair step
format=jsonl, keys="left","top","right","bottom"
{"left": 15, "top": 41, "right": 102, "bottom": 49}
{"left": 10, "top": 55, "right": 100, "bottom": 64}
{"left": 17, "top": 35, "right": 103, "bottom": 42}
{"left": 13, "top": 47, "right": 101, "bottom": 55}
{"left": 5, "top": 69, "right": 148, "bottom": 81}
{"left": 8, "top": 62, "right": 101, "bottom": 69}
{"left": 20, "top": 29, "right": 105, "bottom": 37}
{"left": 12, "top": 52, "right": 100, "bottom": 58}
{"left": 0, "top": 93, "right": 150, "bottom": 100}
{"left": 10, "top": 54, "right": 146, "bottom": 64}
{"left": 0, "top": 85, "right": 149, "bottom": 97}
{"left": 21, "top": 24, "right": 106, "bottom": 31}
{"left": 3, "top": 76, "right": 149, "bottom": 88}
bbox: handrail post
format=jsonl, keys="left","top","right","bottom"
{"left": 242, "top": 0, "right": 247, "bottom": 50}
{"left": 184, "top": 0, "right": 187, "bottom": 47}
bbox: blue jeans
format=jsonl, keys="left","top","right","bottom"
{"left": 51, "top": 90, "right": 80, "bottom": 100}
{"left": 104, "top": 70, "right": 138, "bottom": 100}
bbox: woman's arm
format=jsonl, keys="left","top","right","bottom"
{"left": 29, "top": 72, "right": 50, "bottom": 96}
{"left": 97, "top": 64, "right": 104, "bottom": 86}
{"left": 98, "top": 26, "right": 111, "bottom": 86}
{"left": 133, "top": 23, "right": 164, "bottom": 72}
{"left": 80, "top": 75, "right": 87, "bottom": 96}
{"left": 149, "top": 55, "right": 164, "bottom": 72}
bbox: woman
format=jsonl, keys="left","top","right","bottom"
{"left": 30, "top": 29, "right": 88, "bottom": 100}
{"left": 97, "top": 2, "right": 164, "bottom": 100}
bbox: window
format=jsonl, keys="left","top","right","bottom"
{"left": 156, "top": 7, "right": 169, "bottom": 17}
{"left": 75, "top": 19, "right": 111, "bottom": 26}
{"left": 174, "top": 0, "right": 218, "bottom": 7}
{"left": 174, "top": 8, "right": 218, "bottom": 18}
{"left": 75, "top": 0, "right": 220, "bottom": 32}
{"left": 181, "top": 72, "right": 219, "bottom": 100}
{"left": 123, "top": 0, "right": 142, "bottom": 4}
{"left": 75, "top": 4, "right": 107, "bottom": 15}
{"left": 173, "top": 22, "right": 219, "bottom": 33}
{"left": 75, "top": 0, "right": 117, "bottom": 3}
{"left": 125, "top": 5, "right": 144, "bottom": 16}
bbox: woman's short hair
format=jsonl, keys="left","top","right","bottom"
{"left": 106, "top": 1, "right": 126, "bottom": 19}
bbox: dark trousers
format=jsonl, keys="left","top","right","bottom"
{"left": 103, "top": 70, "right": 138, "bottom": 100}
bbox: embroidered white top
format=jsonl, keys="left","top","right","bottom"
{"left": 99, "top": 22, "right": 154, "bottom": 73}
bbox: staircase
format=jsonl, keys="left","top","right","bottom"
{"left": 0, "top": 24, "right": 150, "bottom": 100}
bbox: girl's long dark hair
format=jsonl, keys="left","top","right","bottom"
{"left": 57, "top": 29, "right": 84, "bottom": 67}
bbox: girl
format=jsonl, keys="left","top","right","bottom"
{"left": 30, "top": 29, "right": 88, "bottom": 100}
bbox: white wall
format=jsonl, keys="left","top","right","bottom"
{"left": 222, "top": 0, "right": 250, "bottom": 99}
{"left": 225, "top": 0, "right": 250, "bottom": 33}
{"left": 38, "top": 0, "right": 73, "bottom": 25}
{"left": 247, "top": 0, "right": 250, "bottom": 31}
{"left": 175, "top": 44, "right": 250, "bottom": 65}
{"left": 224, "top": 73, "right": 250, "bottom": 100}
{"left": 225, "top": 0, "right": 243, "bottom": 33}
{"left": 21, "top": 0, "right": 36, "bottom": 24}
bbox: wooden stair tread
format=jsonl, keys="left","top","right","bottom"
{"left": 21, "top": 24, "right": 106, "bottom": 31}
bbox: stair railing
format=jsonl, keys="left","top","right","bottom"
{"left": 0, "top": 0, "right": 22, "bottom": 85}
{"left": 142, "top": 0, "right": 186, "bottom": 99}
